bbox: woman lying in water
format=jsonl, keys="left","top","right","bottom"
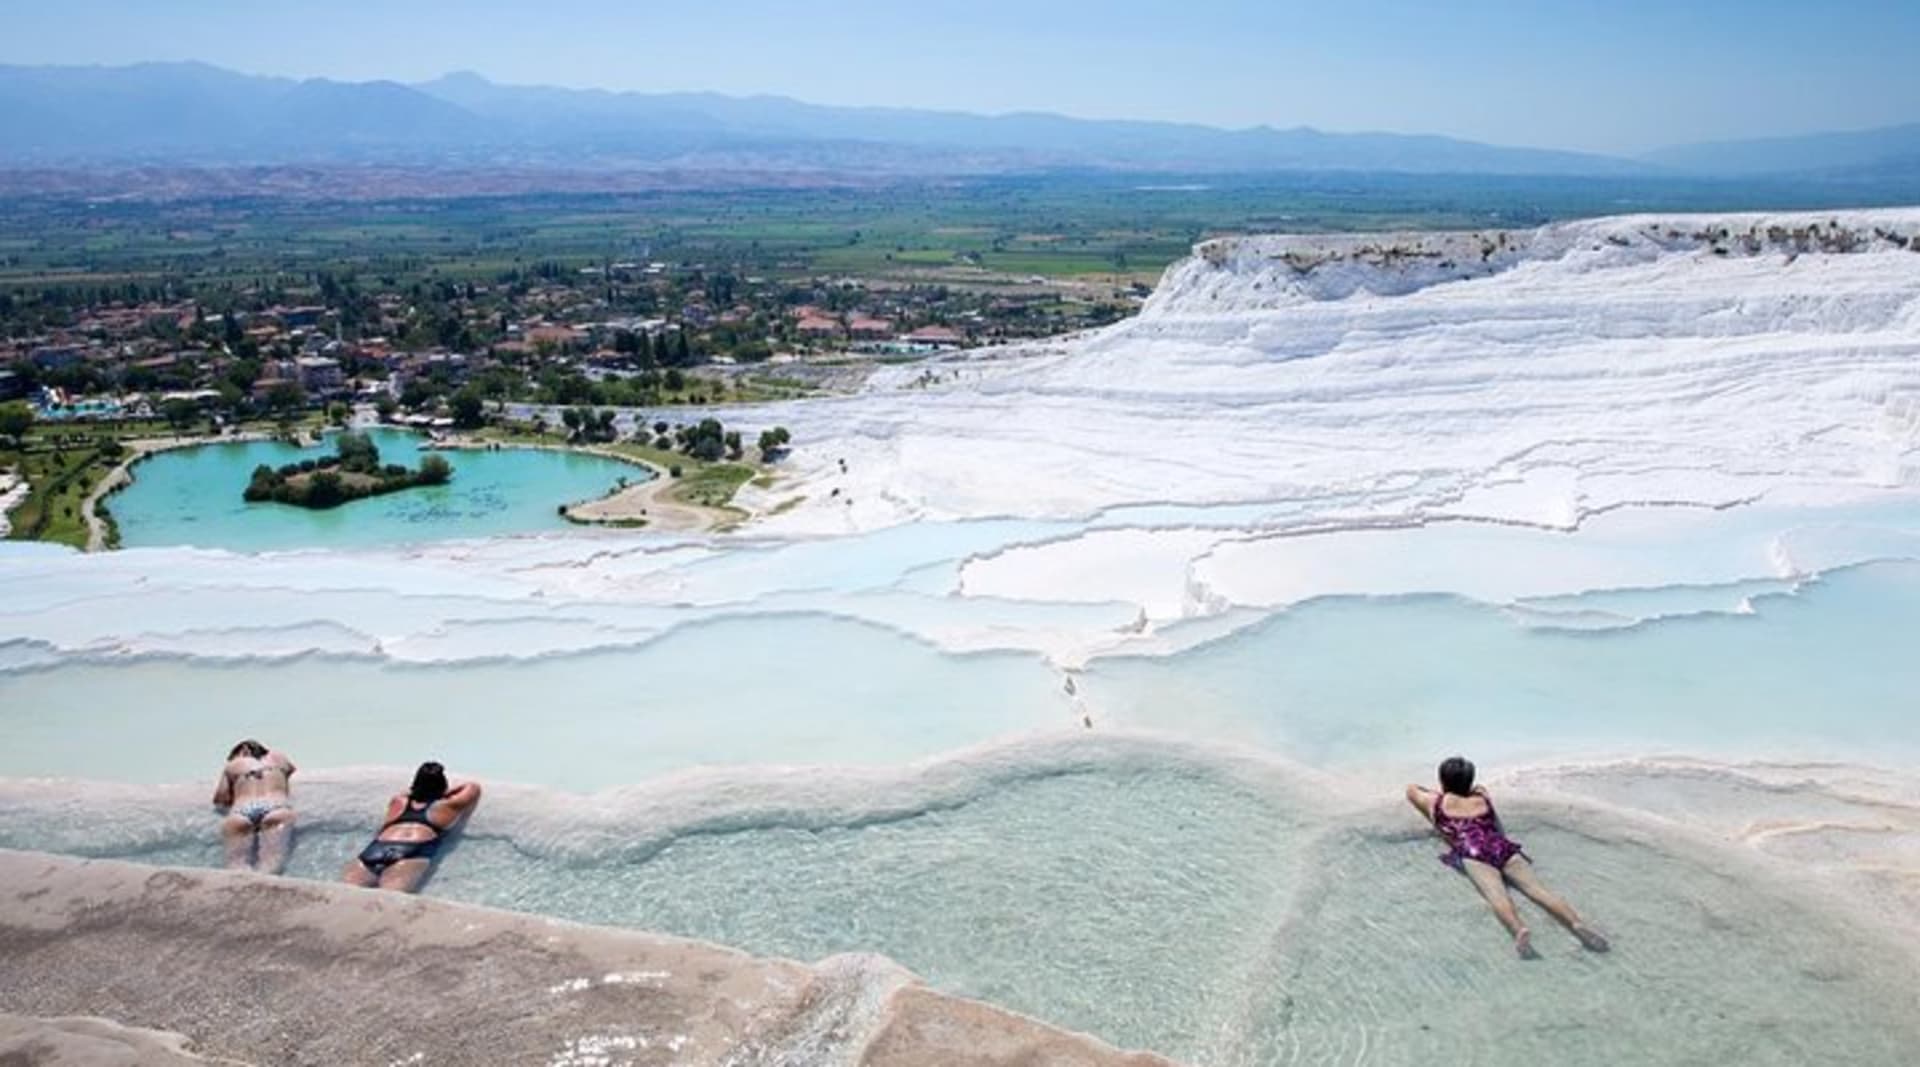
{"left": 213, "top": 739, "right": 297, "bottom": 874}
{"left": 1406, "top": 756, "right": 1609, "bottom": 958}
{"left": 341, "top": 761, "right": 482, "bottom": 893}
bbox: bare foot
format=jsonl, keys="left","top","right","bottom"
{"left": 1514, "top": 928, "right": 1538, "bottom": 959}
{"left": 1573, "top": 924, "right": 1610, "bottom": 953}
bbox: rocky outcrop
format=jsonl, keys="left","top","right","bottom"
{"left": 0, "top": 850, "right": 1175, "bottom": 1067}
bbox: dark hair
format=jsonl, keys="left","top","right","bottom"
{"left": 409, "top": 761, "right": 449, "bottom": 804}
{"left": 228, "top": 739, "right": 267, "bottom": 760}
{"left": 1438, "top": 756, "right": 1476, "bottom": 796}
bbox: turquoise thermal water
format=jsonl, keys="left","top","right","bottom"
{"left": 96, "top": 758, "right": 1920, "bottom": 1066}
{"left": 1082, "top": 562, "right": 1920, "bottom": 772}
{"left": 0, "top": 614, "right": 1068, "bottom": 788}
{"left": 108, "top": 428, "right": 646, "bottom": 550}
{"left": 8, "top": 507, "right": 1920, "bottom": 1060}
{"left": 7, "top": 564, "right": 1920, "bottom": 787}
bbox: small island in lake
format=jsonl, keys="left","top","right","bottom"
{"left": 243, "top": 431, "right": 453, "bottom": 509}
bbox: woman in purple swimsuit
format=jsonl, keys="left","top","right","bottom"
{"left": 1406, "top": 756, "right": 1609, "bottom": 958}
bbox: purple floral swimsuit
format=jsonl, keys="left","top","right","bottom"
{"left": 1432, "top": 793, "right": 1524, "bottom": 870}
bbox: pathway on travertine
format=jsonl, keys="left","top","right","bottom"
{"left": 562, "top": 464, "right": 726, "bottom": 533}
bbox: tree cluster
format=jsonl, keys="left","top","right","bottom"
{"left": 560, "top": 407, "right": 618, "bottom": 444}
{"left": 243, "top": 432, "right": 452, "bottom": 509}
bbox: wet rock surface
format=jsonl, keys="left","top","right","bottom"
{"left": 0, "top": 850, "right": 1173, "bottom": 1067}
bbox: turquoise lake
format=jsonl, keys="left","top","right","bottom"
{"left": 109, "top": 428, "right": 648, "bottom": 551}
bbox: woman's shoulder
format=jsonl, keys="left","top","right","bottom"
{"left": 1438, "top": 791, "right": 1491, "bottom": 817}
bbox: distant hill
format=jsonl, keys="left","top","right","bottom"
{"left": 0, "top": 61, "right": 1648, "bottom": 176}
{"left": 0, "top": 62, "right": 488, "bottom": 162}
{"left": 1645, "top": 122, "right": 1920, "bottom": 178}
{"left": 410, "top": 71, "right": 1649, "bottom": 177}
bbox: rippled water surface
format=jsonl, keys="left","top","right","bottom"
{"left": 1083, "top": 562, "right": 1920, "bottom": 771}
{"left": 9, "top": 490, "right": 1920, "bottom": 1064}
{"left": 0, "top": 614, "right": 1068, "bottom": 787}
{"left": 104, "top": 758, "right": 1920, "bottom": 1066}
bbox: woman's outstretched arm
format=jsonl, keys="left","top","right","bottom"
{"left": 1404, "top": 784, "right": 1436, "bottom": 820}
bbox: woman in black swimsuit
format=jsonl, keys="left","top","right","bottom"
{"left": 341, "top": 761, "right": 483, "bottom": 893}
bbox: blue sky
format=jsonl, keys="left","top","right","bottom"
{"left": 4, "top": 0, "right": 1916, "bottom": 155}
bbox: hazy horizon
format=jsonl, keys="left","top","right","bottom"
{"left": 4, "top": 0, "right": 1918, "bottom": 157}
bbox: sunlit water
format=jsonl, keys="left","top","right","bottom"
{"left": 69, "top": 755, "right": 1920, "bottom": 1066}
{"left": 6, "top": 506, "right": 1920, "bottom": 1061}
{"left": 110, "top": 428, "right": 645, "bottom": 550}
{"left": 1081, "top": 563, "right": 1920, "bottom": 772}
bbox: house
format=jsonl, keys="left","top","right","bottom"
{"left": 277, "top": 306, "right": 327, "bottom": 329}
{"left": 294, "top": 356, "right": 344, "bottom": 394}
{"left": 250, "top": 377, "right": 297, "bottom": 402}
{"left": 901, "top": 325, "right": 965, "bottom": 348}
{"left": 795, "top": 315, "right": 842, "bottom": 337}
{"left": 848, "top": 316, "right": 895, "bottom": 339}
{"left": 525, "top": 325, "right": 587, "bottom": 350}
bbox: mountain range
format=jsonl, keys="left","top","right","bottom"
{"left": 0, "top": 61, "right": 1914, "bottom": 181}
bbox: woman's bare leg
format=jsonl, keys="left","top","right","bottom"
{"left": 1461, "top": 858, "right": 1535, "bottom": 957}
{"left": 220, "top": 814, "right": 255, "bottom": 870}
{"left": 255, "top": 809, "right": 296, "bottom": 875}
{"left": 340, "top": 859, "right": 379, "bottom": 888}
{"left": 1503, "top": 857, "right": 1609, "bottom": 951}
{"left": 377, "top": 857, "right": 432, "bottom": 894}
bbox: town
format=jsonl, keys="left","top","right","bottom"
{"left": 0, "top": 249, "right": 1141, "bottom": 427}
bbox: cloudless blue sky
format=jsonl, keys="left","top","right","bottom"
{"left": 4, "top": 0, "right": 1917, "bottom": 155}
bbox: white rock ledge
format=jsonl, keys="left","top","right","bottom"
{"left": 0, "top": 850, "right": 1175, "bottom": 1067}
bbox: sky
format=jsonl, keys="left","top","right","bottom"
{"left": 3, "top": 0, "right": 1917, "bottom": 156}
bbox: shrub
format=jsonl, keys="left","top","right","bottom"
{"left": 417, "top": 453, "right": 453, "bottom": 485}
{"left": 306, "top": 470, "right": 345, "bottom": 508}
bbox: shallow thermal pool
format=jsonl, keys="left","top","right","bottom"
{"left": 109, "top": 428, "right": 645, "bottom": 550}
{"left": 25, "top": 747, "right": 1920, "bottom": 1066}
{"left": 5, "top": 559, "right": 1920, "bottom": 1062}
{"left": 1080, "top": 561, "right": 1920, "bottom": 771}
{"left": 8, "top": 485, "right": 1920, "bottom": 1063}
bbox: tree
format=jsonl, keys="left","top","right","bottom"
{"left": 757, "top": 426, "right": 792, "bottom": 461}
{"left": 162, "top": 397, "right": 199, "bottom": 432}
{"left": 723, "top": 430, "right": 743, "bottom": 461}
{"left": 326, "top": 401, "right": 351, "bottom": 427}
{"left": 266, "top": 381, "right": 306, "bottom": 414}
{"left": 685, "top": 417, "right": 727, "bottom": 462}
{"left": 305, "top": 470, "right": 345, "bottom": 508}
{"left": 243, "top": 464, "right": 280, "bottom": 502}
{"left": 560, "top": 407, "right": 584, "bottom": 440}
{"left": 375, "top": 394, "right": 399, "bottom": 422}
{"left": 0, "top": 401, "right": 35, "bottom": 446}
{"left": 450, "top": 388, "right": 486, "bottom": 430}
{"left": 335, "top": 431, "right": 381, "bottom": 474}
{"left": 216, "top": 380, "right": 246, "bottom": 416}
{"left": 417, "top": 453, "right": 453, "bottom": 485}
{"left": 399, "top": 377, "right": 439, "bottom": 411}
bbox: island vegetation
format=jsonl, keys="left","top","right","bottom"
{"left": 243, "top": 431, "right": 451, "bottom": 509}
